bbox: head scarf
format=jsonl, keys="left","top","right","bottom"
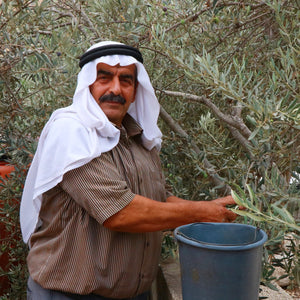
{"left": 20, "top": 41, "right": 162, "bottom": 243}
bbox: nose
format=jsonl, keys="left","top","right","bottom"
{"left": 109, "top": 77, "right": 121, "bottom": 95}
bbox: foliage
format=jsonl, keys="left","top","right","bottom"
{"left": 0, "top": 0, "right": 299, "bottom": 298}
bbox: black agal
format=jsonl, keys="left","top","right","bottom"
{"left": 79, "top": 44, "right": 143, "bottom": 68}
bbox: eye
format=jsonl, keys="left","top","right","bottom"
{"left": 120, "top": 76, "right": 134, "bottom": 86}
{"left": 121, "top": 78, "right": 131, "bottom": 84}
{"left": 97, "top": 71, "right": 112, "bottom": 81}
{"left": 98, "top": 75, "right": 108, "bottom": 80}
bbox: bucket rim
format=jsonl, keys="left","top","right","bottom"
{"left": 174, "top": 222, "right": 268, "bottom": 251}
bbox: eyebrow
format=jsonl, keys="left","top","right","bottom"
{"left": 97, "top": 69, "right": 113, "bottom": 76}
{"left": 97, "top": 69, "right": 134, "bottom": 82}
{"left": 97, "top": 69, "right": 134, "bottom": 81}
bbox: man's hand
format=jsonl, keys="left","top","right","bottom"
{"left": 200, "top": 196, "right": 237, "bottom": 223}
{"left": 211, "top": 195, "right": 236, "bottom": 206}
{"left": 167, "top": 195, "right": 238, "bottom": 223}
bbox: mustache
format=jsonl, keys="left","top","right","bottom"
{"left": 98, "top": 94, "right": 126, "bottom": 105}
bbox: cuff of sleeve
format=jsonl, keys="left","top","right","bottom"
{"left": 99, "top": 191, "right": 136, "bottom": 224}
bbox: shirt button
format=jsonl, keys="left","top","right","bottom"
{"left": 146, "top": 241, "right": 150, "bottom": 247}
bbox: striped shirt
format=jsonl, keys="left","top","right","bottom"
{"left": 27, "top": 114, "right": 168, "bottom": 298}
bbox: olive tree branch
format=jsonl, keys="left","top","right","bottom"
{"left": 0, "top": 0, "right": 35, "bottom": 31}
{"left": 162, "top": 90, "right": 252, "bottom": 139}
{"left": 0, "top": 73, "right": 23, "bottom": 112}
{"left": 159, "top": 105, "right": 231, "bottom": 195}
{"left": 164, "top": 1, "right": 267, "bottom": 33}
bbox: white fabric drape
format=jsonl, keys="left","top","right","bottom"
{"left": 20, "top": 41, "right": 162, "bottom": 243}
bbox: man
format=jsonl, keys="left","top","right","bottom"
{"left": 20, "top": 41, "right": 237, "bottom": 300}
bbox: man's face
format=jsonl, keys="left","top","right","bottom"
{"left": 89, "top": 63, "right": 137, "bottom": 127}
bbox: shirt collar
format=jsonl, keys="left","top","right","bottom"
{"left": 121, "top": 114, "right": 143, "bottom": 137}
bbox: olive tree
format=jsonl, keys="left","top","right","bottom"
{"left": 0, "top": 0, "right": 299, "bottom": 298}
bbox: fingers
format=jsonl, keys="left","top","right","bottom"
{"left": 215, "top": 203, "right": 238, "bottom": 223}
{"left": 212, "top": 195, "right": 236, "bottom": 206}
{"left": 199, "top": 198, "right": 238, "bottom": 223}
{"left": 225, "top": 209, "right": 237, "bottom": 222}
{"left": 219, "top": 203, "right": 238, "bottom": 223}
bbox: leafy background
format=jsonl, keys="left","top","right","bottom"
{"left": 0, "top": 0, "right": 299, "bottom": 299}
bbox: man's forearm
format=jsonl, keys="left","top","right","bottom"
{"left": 103, "top": 194, "right": 237, "bottom": 232}
{"left": 166, "top": 195, "right": 189, "bottom": 203}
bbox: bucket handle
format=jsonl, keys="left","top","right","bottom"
{"left": 176, "top": 226, "right": 261, "bottom": 246}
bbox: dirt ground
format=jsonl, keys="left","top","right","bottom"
{"left": 286, "top": 286, "right": 300, "bottom": 299}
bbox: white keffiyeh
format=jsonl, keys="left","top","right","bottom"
{"left": 20, "top": 41, "right": 162, "bottom": 243}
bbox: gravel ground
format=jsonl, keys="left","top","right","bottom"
{"left": 286, "top": 287, "right": 300, "bottom": 299}
{"left": 260, "top": 283, "right": 293, "bottom": 300}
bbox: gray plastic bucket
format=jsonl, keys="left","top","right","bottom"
{"left": 174, "top": 222, "right": 268, "bottom": 300}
